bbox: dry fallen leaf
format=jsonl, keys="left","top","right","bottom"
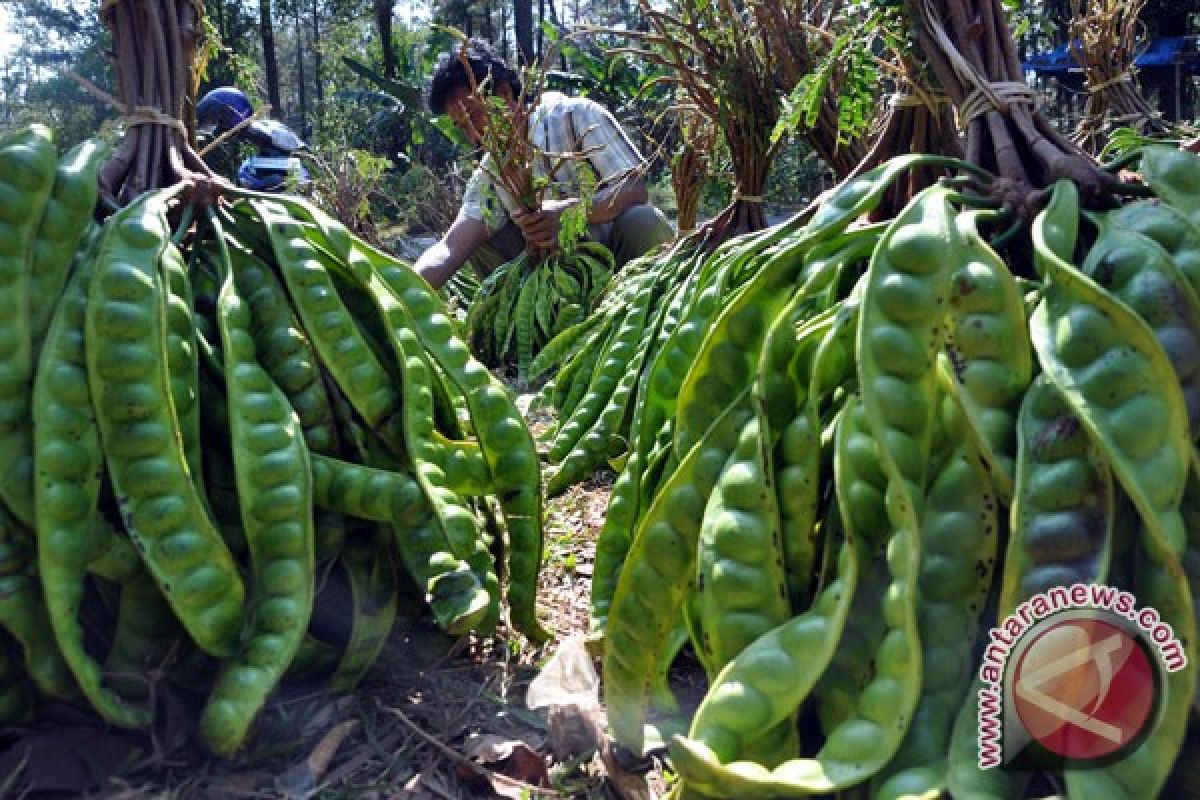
{"left": 455, "top": 734, "right": 549, "bottom": 799}
{"left": 276, "top": 718, "right": 362, "bottom": 798}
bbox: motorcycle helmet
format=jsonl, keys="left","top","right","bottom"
{"left": 236, "top": 155, "right": 310, "bottom": 192}
{"left": 196, "top": 86, "right": 254, "bottom": 136}
{"left": 244, "top": 119, "right": 307, "bottom": 155}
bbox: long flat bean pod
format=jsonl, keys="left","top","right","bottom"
{"left": 813, "top": 396, "right": 891, "bottom": 732}
{"left": 1081, "top": 226, "right": 1200, "bottom": 433}
{"left": 0, "top": 124, "right": 57, "bottom": 527}
{"left": 250, "top": 199, "right": 404, "bottom": 449}
{"left": 358, "top": 275, "right": 502, "bottom": 632}
{"left": 159, "top": 240, "right": 203, "bottom": 492}
{"left": 339, "top": 231, "right": 548, "bottom": 642}
{"left": 30, "top": 138, "right": 106, "bottom": 358}
{"left": 1137, "top": 145, "right": 1200, "bottom": 228}
{"left": 604, "top": 391, "right": 754, "bottom": 753}
{"left": 548, "top": 277, "right": 665, "bottom": 495}
{"left": 228, "top": 237, "right": 339, "bottom": 456}
{"left": 197, "top": 217, "right": 315, "bottom": 757}
{"left": 0, "top": 506, "right": 74, "bottom": 698}
{"left": 587, "top": 261, "right": 704, "bottom": 635}
{"left": 944, "top": 211, "right": 1033, "bottom": 501}
{"left": 693, "top": 413, "right": 791, "bottom": 672}
{"left": 87, "top": 189, "right": 244, "bottom": 657}
{"left": 327, "top": 536, "right": 398, "bottom": 691}
{"left": 667, "top": 528, "right": 858, "bottom": 797}
{"left": 35, "top": 253, "right": 150, "bottom": 726}
{"left": 549, "top": 269, "right": 659, "bottom": 465}
{"left": 1098, "top": 199, "right": 1200, "bottom": 302}
{"left": 310, "top": 454, "right": 489, "bottom": 632}
{"left": 671, "top": 188, "right": 972, "bottom": 796}
{"left": 1000, "top": 375, "right": 1114, "bottom": 612}
{"left": 874, "top": 394, "right": 997, "bottom": 797}
{"left": 1031, "top": 208, "right": 1191, "bottom": 558}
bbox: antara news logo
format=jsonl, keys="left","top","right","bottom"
{"left": 976, "top": 583, "right": 1187, "bottom": 769}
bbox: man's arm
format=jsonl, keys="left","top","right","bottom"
{"left": 413, "top": 214, "right": 490, "bottom": 290}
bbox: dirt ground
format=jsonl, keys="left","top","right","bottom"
{"left": 0, "top": 393, "right": 691, "bottom": 800}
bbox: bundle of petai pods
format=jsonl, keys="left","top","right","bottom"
{"left": 587, "top": 148, "right": 1200, "bottom": 799}
{"left": 0, "top": 124, "right": 548, "bottom": 757}
{"left": 465, "top": 240, "right": 615, "bottom": 379}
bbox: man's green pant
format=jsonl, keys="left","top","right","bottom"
{"left": 468, "top": 203, "right": 674, "bottom": 277}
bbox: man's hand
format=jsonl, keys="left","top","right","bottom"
{"left": 512, "top": 198, "right": 579, "bottom": 250}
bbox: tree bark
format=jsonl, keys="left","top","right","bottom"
{"left": 375, "top": 0, "right": 397, "bottom": 80}
{"left": 295, "top": 10, "right": 308, "bottom": 129}
{"left": 259, "top": 0, "right": 282, "bottom": 114}
{"left": 536, "top": 0, "right": 544, "bottom": 62}
{"left": 310, "top": 0, "right": 324, "bottom": 123}
{"left": 483, "top": 0, "right": 495, "bottom": 43}
{"left": 513, "top": 0, "right": 534, "bottom": 65}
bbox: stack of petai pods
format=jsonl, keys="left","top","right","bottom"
{"left": 0, "top": 124, "right": 548, "bottom": 757}
{"left": 464, "top": 240, "right": 615, "bottom": 378}
{"left": 592, "top": 148, "right": 1200, "bottom": 799}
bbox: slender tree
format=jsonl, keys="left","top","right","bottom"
{"left": 260, "top": 0, "right": 282, "bottom": 113}
{"left": 375, "top": 0, "right": 397, "bottom": 79}
{"left": 295, "top": 9, "right": 308, "bottom": 126}
{"left": 310, "top": 0, "right": 324, "bottom": 121}
{"left": 514, "top": 0, "right": 534, "bottom": 63}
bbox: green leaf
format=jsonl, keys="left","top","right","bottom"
{"left": 340, "top": 56, "right": 422, "bottom": 108}
{"left": 432, "top": 115, "right": 473, "bottom": 150}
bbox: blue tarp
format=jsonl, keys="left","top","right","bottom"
{"left": 1023, "top": 37, "right": 1200, "bottom": 75}
{"left": 1137, "top": 37, "right": 1192, "bottom": 68}
{"left": 1023, "top": 42, "right": 1078, "bottom": 75}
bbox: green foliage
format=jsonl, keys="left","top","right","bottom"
{"left": 0, "top": 0, "right": 118, "bottom": 148}
{"left": 1099, "top": 126, "right": 1184, "bottom": 160}
{"left": 770, "top": 6, "right": 894, "bottom": 149}
{"left": 557, "top": 163, "right": 598, "bottom": 252}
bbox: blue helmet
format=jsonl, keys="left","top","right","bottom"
{"left": 196, "top": 86, "right": 254, "bottom": 135}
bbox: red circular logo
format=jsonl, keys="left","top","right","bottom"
{"left": 1011, "top": 617, "right": 1156, "bottom": 761}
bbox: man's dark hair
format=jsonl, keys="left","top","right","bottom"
{"left": 428, "top": 38, "right": 523, "bottom": 115}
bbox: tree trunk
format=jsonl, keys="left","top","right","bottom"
{"left": 259, "top": 0, "right": 282, "bottom": 115}
{"left": 500, "top": 4, "right": 507, "bottom": 57}
{"left": 375, "top": 0, "right": 396, "bottom": 80}
{"left": 295, "top": 11, "right": 308, "bottom": 130}
{"left": 513, "top": 0, "right": 534, "bottom": 65}
{"left": 536, "top": 0, "right": 544, "bottom": 62}
{"left": 483, "top": 0, "right": 495, "bottom": 43}
{"left": 310, "top": 0, "right": 323, "bottom": 123}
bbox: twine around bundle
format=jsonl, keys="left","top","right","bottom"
{"left": 959, "top": 82, "right": 1040, "bottom": 127}
{"left": 1087, "top": 71, "right": 1136, "bottom": 92}
{"left": 126, "top": 106, "right": 188, "bottom": 136}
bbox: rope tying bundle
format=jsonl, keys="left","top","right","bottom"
{"left": 1088, "top": 71, "right": 1136, "bottom": 92}
{"left": 126, "top": 106, "right": 187, "bottom": 136}
{"left": 890, "top": 91, "right": 951, "bottom": 111}
{"left": 959, "top": 82, "right": 1039, "bottom": 127}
